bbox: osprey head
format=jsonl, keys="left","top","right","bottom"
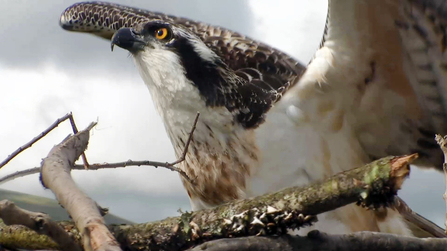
{"left": 111, "top": 21, "right": 226, "bottom": 87}
{"left": 111, "top": 21, "right": 179, "bottom": 53}
{"left": 111, "top": 20, "right": 283, "bottom": 130}
{"left": 111, "top": 21, "right": 237, "bottom": 110}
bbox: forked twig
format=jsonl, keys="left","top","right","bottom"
{"left": 68, "top": 114, "right": 90, "bottom": 169}
{"left": 0, "top": 112, "right": 89, "bottom": 169}
{"left": 0, "top": 160, "right": 194, "bottom": 185}
{"left": 85, "top": 113, "right": 199, "bottom": 183}
{"left": 0, "top": 113, "right": 200, "bottom": 185}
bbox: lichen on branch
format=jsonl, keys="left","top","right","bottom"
{"left": 0, "top": 154, "right": 415, "bottom": 251}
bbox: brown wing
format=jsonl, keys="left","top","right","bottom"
{"left": 377, "top": 0, "right": 447, "bottom": 167}
{"left": 398, "top": 0, "right": 447, "bottom": 141}
{"left": 205, "top": 36, "right": 303, "bottom": 97}
{"left": 346, "top": 0, "right": 447, "bottom": 169}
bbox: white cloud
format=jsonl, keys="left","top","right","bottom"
{"left": 248, "top": 0, "right": 328, "bottom": 63}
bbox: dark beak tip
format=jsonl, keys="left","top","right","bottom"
{"left": 110, "top": 31, "right": 121, "bottom": 51}
{"left": 110, "top": 27, "right": 140, "bottom": 52}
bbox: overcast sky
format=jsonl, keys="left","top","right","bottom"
{"left": 0, "top": 0, "right": 445, "bottom": 228}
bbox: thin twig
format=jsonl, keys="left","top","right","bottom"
{"left": 81, "top": 114, "right": 199, "bottom": 183}
{"left": 0, "top": 113, "right": 73, "bottom": 169}
{"left": 0, "top": 114, "right": 199, "bottom": 185}
{"left": 0, "top": 112, "right": 90, "bottom": 170}
{"left": 68, "top": 113, "right": 90, "bottom": 169}
{"left": 169, "top": 112, "right": 200, "bottom": 166}
{"left": 435, "top": 134, "right": 447, "bottom": 234}
{"left": 160, "top": 112, "right": 200, "bottom": 184}
{"left": 0, "top": 167, "right": 41, "bottom": 184}
{"left": 0, "top": 159, "right": 193, "bottom": 185}
{"left": 83, "top": 122, "right": 98, "bottom": 132}
{"left": 86, "top": 160, "right": 194, "bottom": 184}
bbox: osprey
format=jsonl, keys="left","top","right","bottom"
{"left": 60, "top": 1, "right": 447, "bottom": 236}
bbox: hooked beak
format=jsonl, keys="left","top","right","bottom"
{"left": 111, "top": 27, "right": 146, "bottom": 52}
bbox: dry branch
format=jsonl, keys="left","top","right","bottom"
{"left": 190, "top": 231, "right": 447, "bottom": 251}
{"left": 1, "top": 154, "right": 416, "bottom": 250}
{"left": 82, "top": 112, "right": 200, "bottom": 184}
{"left": 0, "top": 200, "right": 81, "bottom": 251}
{"left": 39, "top": 122, "right": 121, "bottom": 251}
{"left": 0, "top": 160, "right": 193, "bottom": 185}
{"left": 0, "top": 113, "right": 200, "bottom": 185}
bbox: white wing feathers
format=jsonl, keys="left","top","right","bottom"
{"left": 254, "top": 0, "right": 447, "bottom": 236}
{"left": 284, "top": 0, "right": 447, "bottom": 170}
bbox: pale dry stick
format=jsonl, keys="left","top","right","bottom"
{"left": 0, "top": 113, "right": 200, "bottom": 185}
{"left": 435, "top": 134, "right": 447, "bottom": 234}
{"left": 0, "top": 112, "right": 90, "bottom": 169}
{"left": 40, "top": 121, "right": 121, "bottom": 251}
{"left": 0, "top": 200, "right": 81, "bottom": 251}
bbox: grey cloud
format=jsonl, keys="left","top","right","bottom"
{"left": 0, "top": 0, "right": 255, "bottom": 76}
{"left": 400, "top": 167, "right": 445, "bottom": 227}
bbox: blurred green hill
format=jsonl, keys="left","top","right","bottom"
{"left": 0, "top": 188, "right": 133, "bottom": 225}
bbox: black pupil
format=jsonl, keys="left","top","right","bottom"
{"left": 157, "top": 29, "right": 164, "bottom": 37}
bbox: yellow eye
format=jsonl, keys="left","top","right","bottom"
{"left": 155, "top": 28, "right": 169, "bottom": 40}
